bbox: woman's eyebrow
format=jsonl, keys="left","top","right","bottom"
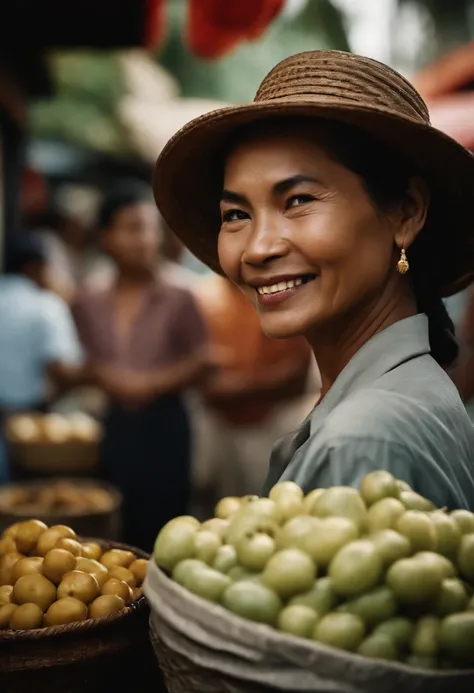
{"left": 273, "top": 174, "right": 321, "bottom": 196}
{"left": 220, "top": 189, "right": 248, "bottom": 205}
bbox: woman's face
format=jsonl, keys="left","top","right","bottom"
{"left": 103, "top": 201, "right": 161, "bottom": 273}
{"left": 218, "top": 126, "right": 415, "bottom": 340}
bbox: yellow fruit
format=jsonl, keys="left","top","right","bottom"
{"left": 194, "top": 530, "right": 222, "bottom": 564}
{"left": 261, "top": 549, "right": 316, "bottom": 599}
{"left": 367, "top": 498, "right": 406, "bottom": 533}
{"left": 303, "top": 517, "right": 358, "bottom": 567}
{"left": 416, "top": 552, "right": 456, "bottom": 580}
{"left": 451, "top": 510, "right": 474, "bottom": 536}
{"left": 3, "top": 522, "right": 22, "bottom": 539}
{"left": 275, "top": 515, "right": 321, "bottom": 552}
{"left": 13, "top": 574, "right": 56, "bottom": 611}
{"left": 0, "top": 603, "right": 17, "bottom": 627}
{"left": 100, "top": 549, "right": 135, "bottom": 570}
{"left": 430, "top": 513, "right": 461, "bottom": 559}
{"left": 0, "top": 537, "right": 17, "bottom": 555}
{"left": 57, "top": 571, "right": 100, "bottom": 604}
{"left": 310, "top": 487, "right": 368, "bottom": 533}
{"left": 395, "top": 511, "right": 437, "bottom": 552}
{"left": 129, "top": 559, "right": 148, "bottom": 586}
{"left": 277, "top": 604, "right": 318, "bottom": 638}
{"left": 11, "top": 557, "right": 44, "bottom": 582}
{"left": 371, "top": 530, "right": 412, "bottom": 568}
{"left": 411, "top": 616, "right": 441, "bottom": 657}
{"left": 400, "top": 491, "right": 436, "bottom": 512}
{"left": 101, "top": 578, "right": 133, "bottom": 604}
{"left": 329, "top": 540, "right": 383, "bottom": 597}
{"left": 458, "top": 533, "right": 474, "bottom": 584}
{"left": 49, "top": 525, "right": 76, "bottom": 540}
{"left": 0, "top": 551, "right": 23, "bottom": 586}
{"left": 303, "top": 489, "right": 325, "bottom": 514}
{"left": 80, "top": 542, "right": 103, "bottom": 561}
{"left": 360, "top": 471, "right": 399, "bottom": 506}
{"left": 108, "top": 566, "right": 137, "bottom": 588}
{"left": 43, "top": 549, "right": 77, "bottom": 585}
{"left": 440, "top": 612, "right": 474, "bottom": 665}
{"left": 200, "top": 518, "right": 229, "bottom": 540}
{"left": 0, "top": 585, "right": 14, "bottom": 606}
{"left": 88, "top": 594, "right": 125, "bottom": 619}
{"left": 215, "top": 497, "right": 242, "bottom": 520}
{"left": 55, "top": 538, "right": 83, "bottom": 557}
{"left": 9, "top": 602, "right": 43, "bottom": 630}
{"left": 313, "top": 612, "right": 366, "bottom": 652}
{"left": 132, "top": 588, "right": 142, "bottom": 601}
{"left": 36, "top": 529, "right": 63, "bottom": 556}
{"left": 75, "top": 558, "right": 109, "bottom": 587}
{"left": 44, "top": 597, "right": 88, "bottom": 626}
{"left": 386, "top": 558, "right": 442, "bottom": 605}
{"left": 15, "top": 520, "right": 47, "bottom": 554}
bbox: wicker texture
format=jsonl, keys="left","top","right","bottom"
{"left": 153, "top": 49, "right": 474, "bottom": 298}
{"left": 0, "top": 540, "right": 163, "bottom": 693}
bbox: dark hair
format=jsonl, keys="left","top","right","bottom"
{"left": 5, "top": 233, "right": 46, "bottom": 274}
{"left": 317, "top": 120, "right": 458, "bottom": 368}
{"left": 97, "top": 180, "right": 153, "bottom": 231}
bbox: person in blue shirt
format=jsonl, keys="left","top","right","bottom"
{"left": 0, "top": 234, "right": 93, "bottom": 482}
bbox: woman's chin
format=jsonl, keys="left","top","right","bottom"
{"left": 259, "top": 316, "right": 308, "bottom": 340}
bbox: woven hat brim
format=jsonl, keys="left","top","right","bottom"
{"left": 154, "top": 98, "right": 474, "bottom": 298}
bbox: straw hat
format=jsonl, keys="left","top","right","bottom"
{"left": 153, "top": 50, "right": 474, "bottom": 297}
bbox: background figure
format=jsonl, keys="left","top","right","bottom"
{"left": 72, "top": 181, "right": 209, "bottom": 551}
{"left": 0, "top": 234, "right": 89, "bottom": 482}
{"left": 191, "top": 273, "right": 318, "bottom": 516}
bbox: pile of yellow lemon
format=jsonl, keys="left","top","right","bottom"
{"left": 0, "top": 520, "right": 148, "bottom": 630}
{"left": 154, "top": 472, "right": 474, "bottom": 670}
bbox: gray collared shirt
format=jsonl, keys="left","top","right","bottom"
{"left": 263, "top": 314, "right": 474, "bottom": 510}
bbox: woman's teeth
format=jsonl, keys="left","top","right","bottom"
{"left": 257, "top": 278, "right": 303, "bottom": 295}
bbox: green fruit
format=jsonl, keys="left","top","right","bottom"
{"left": 367, "top": 498, "right": 406, "bottom": 533}
{"left": 222, "top": 580, "right": 283, "bottom": 625}
{"left": 303, "top": 517, "right": 358, "bottom": 567}
{"left": 360, "top": 471, "right": 400, "bottom": 506}
{"left": 338, "top": 586, "right": 397, "bottom": 627}
{"left": 236, "top": 532, "right": 275, "bottom": 572}
{"left": 275, "top": 515, "right": 321, "bottom": 551}
{"left": 372, "top": 618, "right": 415, "bottom": 650}
{"left": 458, "top": 533, "right": 474, "bottom": 584}
{"left": 329, "top": 540, "right": 383, "bottom": 597}
{"left": 405, "top": 655, "right": 438, "bottom": 670}
{"left": 310, "top": 487, "right": 367, "bottom": 532}
{"left": 397, "top": 480, "right": 412, "bottom": 493}
{"left": 395, "top": 511, "right": 437, "bottom": 552}
{"left": 201, "top": 518, "right": 230, "bottom": 540}
{"left": 411, "top": 616, "right": 441, "bottom": 657}
{"left": 416, "top": 552, "right": 456, "bottom": 580}
{"left": 439, "top": 612, "right": 474, "bottom": 665}
{"left": 269, "top": 481, "right": 303, "bottom": 503}
{"left": 433, "top": 579, "right": 469, "bottom": 617}
{"left": 289, "top": 577, "right": 336, "bottom": 616}
{"left": 386, "top": 558, "right": 442, "bottom": 605}
{"left": 227, "top": 566, "right": 259, "bottom": 582}
{"left": 154, "top": 521, "right": 198, "bottom": 572}
{"left": 213, "top": 544, "right": 238, "bottom": 573}
{"left": 430, "top": 513, "right": 461, "bottom": 559}
{"left": 277, "top": 604, "right": 319, "bottom": 638}
{"left": 262, "top": 549, "right": 316, "bottom": 599}
{"left": 313, "top": 613, "right": 365, "bottom": 652}
{"left": 226, "top": 514, "right": 279, "bottom": 547}
{"left": 215, "top": 497, "right": 242, "bottom": 520}
{"left": 400, "top": 491, "right": 436, "bottom": 512}
{"left": 371, "top": 530, "right": 412, "bottom": 567}
{"left": 183, "top": 565, "right": 231, "bottom": 602}
{"left": 172, "top": 559, "right": 207, "bottom": 586}
{"left": 303, "top": 489, "right": 325, "bottom": 514}
{"left": 451, "top": 510, "right": 474, "bottom": 535}
{"left": 358, "top": 634, "right": 398, "bottom": 661}
{"left": 194, "top": 530, "right": 222, "bottom": 564}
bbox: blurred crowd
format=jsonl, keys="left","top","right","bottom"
{"left": 0, "top": 171, "right": 320, "bottom": 551}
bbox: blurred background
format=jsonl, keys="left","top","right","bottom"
{"left": 0, "top": 0, "right": 473, "bottom": 552}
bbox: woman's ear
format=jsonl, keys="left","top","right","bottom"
{"left": 394, "top": 176, "right": 430, "bottom": 249}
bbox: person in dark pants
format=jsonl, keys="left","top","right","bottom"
{"left": 73, "top": 181, "right": 209, "bottom": 551}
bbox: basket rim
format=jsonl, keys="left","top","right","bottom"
{"left": 0, "top": 539, "right": 149, "bottom": 642}
{"left": 0, "top": 478, "right": 122, "bottom": 517}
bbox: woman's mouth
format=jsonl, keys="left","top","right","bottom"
{"left": 254, "top": 274, "right": 317, "bottom": 305}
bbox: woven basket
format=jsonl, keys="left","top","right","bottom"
{"left": 0, "top": 540, "right": 165, "bottom": 693}
{"left": 0, "top": 478, "right": 122, "bottom": 540}
{"left": 145, "top": 561, "right": 474, "bottom": 693}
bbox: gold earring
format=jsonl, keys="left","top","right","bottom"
{"left": 397, "top": 248, "right": 409, "bottom": 274}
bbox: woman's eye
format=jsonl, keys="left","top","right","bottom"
{"left": 222, "top": 209, "right": 249, "bottom": 223}
{"left": 286, "top": 194, "right": 315, "bottom": 209}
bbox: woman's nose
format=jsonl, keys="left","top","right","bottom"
{"left": 242, "top": 215, "right": 289, "bottom": 266}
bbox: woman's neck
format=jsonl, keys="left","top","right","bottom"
{"left": 308, "top": 291, "right": 417, "bottom": 400}
{"left": 115, "top": 269, "right": 156, "bottom": 291}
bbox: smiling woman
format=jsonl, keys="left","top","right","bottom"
{"left": 153, "top": 50, "right": 474, "bottom": 510}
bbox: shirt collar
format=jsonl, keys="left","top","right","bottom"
{"left": 311, "top": 314, "right": 431, "bottom": 429}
